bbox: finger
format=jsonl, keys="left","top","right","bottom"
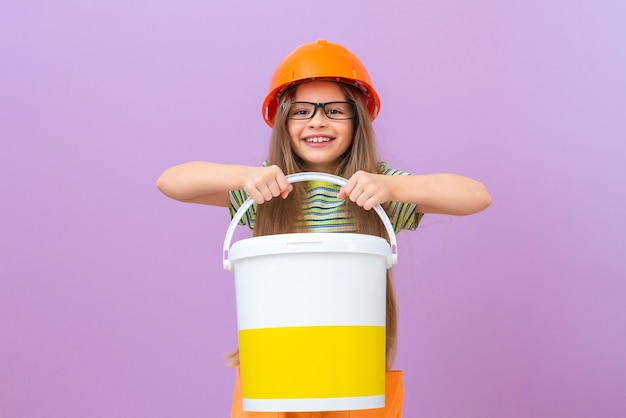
{"left": 348, "top": 185, "right": 364, "bottom": 203}
{"left": 342, "top": 178, "right": 355, "bottom": 194}
{"left": 266, "top": 179, "right": 282, "bottom": 198}
{"left": 259, "top": 184, "right": 275, "bottom": 202}
{"left": 280, "top": 184, "right": 293, "bottom": 199}
{"left": 275, "top": 174, "right": 291, "bottom": 194}
{"left": 356, "top": 186, "right": 379, "bottom": 209}
{"left": 356, "top": 192, "right": 371, "bottom": 208}
{"left": 249, "top": 189, "right": 266, "bottom": 204}
{"left": 362, "top": 196, "right": 377, "bottom": 210}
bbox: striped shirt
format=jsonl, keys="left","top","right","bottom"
{"left": 229, "top": 163, "right": 422, "bottom": 234}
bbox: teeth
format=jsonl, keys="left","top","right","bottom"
{"left": 305, "top": 137, "right": 331, "bottom": 143}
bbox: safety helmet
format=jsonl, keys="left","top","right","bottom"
{"left": 262, "top": 39, "right": 381, "bottom": 127}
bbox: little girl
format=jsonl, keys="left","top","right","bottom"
{"left": 157, "top": 39, "right": 491, "bottom": 418}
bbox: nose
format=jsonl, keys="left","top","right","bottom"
{"left": 307, "top": 105, "right": 327, "bottom": 127}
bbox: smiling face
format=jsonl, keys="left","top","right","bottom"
{"left": 287, "top": 81, "right": 355, "bottom": 173}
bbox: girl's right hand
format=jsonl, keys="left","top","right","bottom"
{"left": 243, "top": 165, "right": 293, "bottom": 204}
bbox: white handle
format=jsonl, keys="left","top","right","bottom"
{"left": 222, "top": 172, "right": 398, "bottom": 270}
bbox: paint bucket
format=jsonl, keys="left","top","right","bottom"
{"left": 223, "top": 172, "right": 398, "bottom": 412}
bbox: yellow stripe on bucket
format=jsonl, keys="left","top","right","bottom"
{"left": 238, "top": 325, "right": 385, "bottom": 399}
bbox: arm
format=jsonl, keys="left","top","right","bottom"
{"left": 156, "top": 162, "right": 293, "bottom": 207}
{"left": 338, "top": 171, "right": 492, "bottom": 215}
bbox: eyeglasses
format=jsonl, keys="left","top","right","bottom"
{"left": 286, "top": 101, "right": 356, "bottom": 121}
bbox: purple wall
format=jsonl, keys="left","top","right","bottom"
{"left": 1, "top": 1, "right": 624, "bottom": 417}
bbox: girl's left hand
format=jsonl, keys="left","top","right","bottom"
{"left": 337, "top": 171, "right": 390, "bottom": 210}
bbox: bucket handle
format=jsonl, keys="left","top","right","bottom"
{"left": 223, "top": 172, "right": 398, "bottom": 271}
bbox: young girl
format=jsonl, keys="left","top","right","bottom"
{"left": 157, "top": 39, "right": 491, "bottom": 418}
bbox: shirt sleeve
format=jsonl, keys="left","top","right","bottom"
{"left": 380, "top": 163, "right": 424, "bottom": 233}
{"left": 229, "top": 189, "right": 256, "bottom": 230}
{"left": 228, "top": 161, "right": 270, "bottom": 230}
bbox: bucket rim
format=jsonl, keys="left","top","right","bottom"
{"left": 228, "top": 232, "right": 394, "bottom": 267}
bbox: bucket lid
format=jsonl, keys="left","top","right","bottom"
{"left": 228, "top": 232, "right": 394, "bottom": 268}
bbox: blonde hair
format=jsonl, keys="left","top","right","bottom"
{"left": 227, "top": 82, "right": 399, "bottom": 369}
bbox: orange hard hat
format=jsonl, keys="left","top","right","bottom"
{"left": 262, "top": 39, "right": 381, "bottom": 127}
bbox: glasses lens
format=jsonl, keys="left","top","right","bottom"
{"left": 324, "top": 102, "right": 355, "bottom": 119}
{"left": 288, "top": 102, "right": 355, "bottom": 120}
{"left": 289, "top": 102, "right": 316, "bottom": 120}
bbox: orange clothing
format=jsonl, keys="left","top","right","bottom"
{"left": 230, "top": 369, "right": 403, "bottom": 418}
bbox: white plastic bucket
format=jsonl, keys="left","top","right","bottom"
{"left": 223, "top": 172, "right": 398, "bottom": 412}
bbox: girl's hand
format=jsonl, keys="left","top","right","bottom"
{"left": 243, "top": 165, "right": 293, "bottom": 204}
{"left": 338, "top": 171, "right": 390, "bottom": 210}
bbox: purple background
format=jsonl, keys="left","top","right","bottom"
{"left": 2, "top": 1, "right": 625, "bottom": 417}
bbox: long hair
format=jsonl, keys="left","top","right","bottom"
{"left": 228, "top": 82, "right": 399, "bottom": 369}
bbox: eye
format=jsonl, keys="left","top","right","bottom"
{"left": 326, "top": 102, "right": 351, "bottom": 116}
{"left": 290, "top": 103, "right": 313, "bottom": 117}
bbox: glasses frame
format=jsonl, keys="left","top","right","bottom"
{"left": 286, "top": 101, "right": 357, "bottom": 121}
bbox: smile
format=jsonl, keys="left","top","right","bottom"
{"left": 304, "top": 136, "right": 332, "bottom": 143}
